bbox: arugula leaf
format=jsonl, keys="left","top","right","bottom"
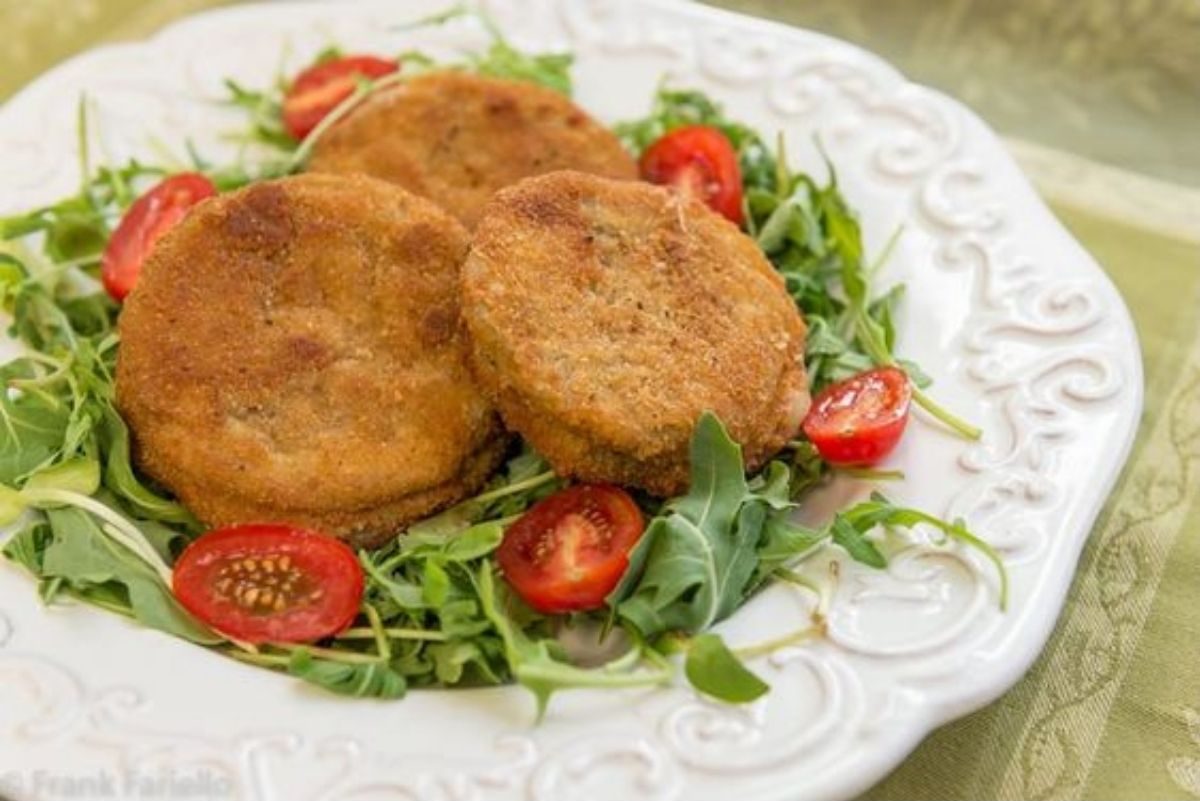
{"left": 361, "top": 553, "right": 427, "bottom": 610}
{"left": 401, "top": 4, "right": 574, "bottom": 96}
{"left": 783, "top": 440, "right": 828, "bottom": 500}
{"left": 0, "top": 162, "right": 161, "bottom": 248}
{"left": 393, "top": 447, "right": 556, "bottom": 544}
{"left": 427, "top": 639, "right": 502, "bottom": 685}
{"left": 130, "top": 515, "right": 191, "bottom": 563}
{"left": 47, "top": 212, "right": 107, "bottom": 264}
{"left": 671, "top": 413, "right": 748, "bottom": 528}
{"left": 438, "top": 596, "right": 493, "bottom": 639}
{"left": 842, "top": 492, "right": 1009, "bottom": 609}
{"left": 753, "top": 515, "right": 825, "bottom": 586}
{"left": 615, "top": 413, "right": 774, "bottom": 638}
{"left": 287, "top": 649, "right": 408, "bottom": 699}
{"left": 1, "top": 520, "right": 50, "bottom": 575}
{"left": 470, "top": 42, "right": 573, "bottom": 96}
{"left": 477, "top": 566, "right": 669, "bottom": 718}
{"left": 749, "top": 491, "right": 1008, "bottom": 609}
{"left": 828, "top": 515, "right": 887, "bottom": 568}
{"left": 60, "top": 293, "right": 118, "bottom": 338}
{"left": 311, "top": 45, "right": 345, "bottom": 65}
{"left": 422, "top": 559, "right": 451, "bottom": 607}
{"left": 97, "top": 406, "right": 198, "bottom": 527}
{"left": 869, "top": 283, "right": 905, "bottom": 355}
{"left": 0, "top": 385, "right": 70, "bottom": 484}
{"left": 223, "top": 79, "right": 295, "bottom": 153}
{"left": 37, "top": 505, "right": 219, "bottom": 643}
{"left": 443, "top": 521, "right": 504, "bottom": 561}
{"left": 685, "top": 633, "right": 769, "bottom": 703}
{"left": 23, "top": 457, "right": 99, "bottom": 495}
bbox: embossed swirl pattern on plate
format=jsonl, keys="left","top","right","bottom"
{"left": 661, "top": 648, "right": 861, "bottom": 772}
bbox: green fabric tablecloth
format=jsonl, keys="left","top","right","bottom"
{"left": 1, "top": 1, "right": 1196, "bottom": 798}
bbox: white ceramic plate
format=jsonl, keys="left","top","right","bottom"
{"left": 0, "top": 2, "right": 1142, "bottom": 800}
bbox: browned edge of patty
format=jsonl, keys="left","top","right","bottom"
{"left": 186, "top": 435, "right": 510, "bottom": 551}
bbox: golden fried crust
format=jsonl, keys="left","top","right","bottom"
{"left": 462, "top": 171, "right": 811, "bottom": 496}
{"left": 116, "top": 173, "right": 504, "bottom": 544}
{"left": 306, "top": 71, "right": 637, "bottom": 230}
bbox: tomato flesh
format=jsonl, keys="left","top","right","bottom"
{"left": 172, "top": 524, "right": 364, "bottom": 644}
{"left": 639, "top": 124, "right": 745, "bottom": 225}
{"left": 803, "top": 366, "right": 913, "bottom": 465}
{"left": 101, "top": 172, "right": 215, "bottom": 301}
{"left": 496, "top": 485, "right": 645, "bottom": 614}
{"left": 282, "top": 54, "right": 398, "bottom": 140}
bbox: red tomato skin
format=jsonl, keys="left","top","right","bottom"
{"left": 496, "top": 485, "right": 645, "bottom": 614}
{"left": 172, "top": 524, "right": 364, "bottom": 644}
{"left": 802, "top": 366, "right": 913, "bottom": 466}
{"left": 101, "top": 173, "right": 216, "bottom": 301}
{"left": 282, "top": 54, "right": 398, "bottom": 140}
{"left": 639, "top": 124, "right": 745, "bottom": 225}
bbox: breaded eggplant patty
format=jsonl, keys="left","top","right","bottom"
{"left": 306, "top": 71, "right": 637, "bottom": 230}
{"left": 116, "top": 173, "right": 504, "bottom": 548}
{"left": 461, "top": 171, "right": 810, "bottom": 496}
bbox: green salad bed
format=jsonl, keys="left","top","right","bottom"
{"left": 0, "top": 11, "right": 1003, "bottom": 716}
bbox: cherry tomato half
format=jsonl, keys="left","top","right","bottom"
{"left": 101, "top": 172, "right": 215, "bottom": 301}
{"left": 282, "top": 54, "right": 398, "bottom": 140}
{"left": 639, "top": 124, "right": 745, "bottom": 225}
{"left": 496, "top": 485, "right": 646, "bottom": 614}
{"left": 172, "top": 524, "right": 364, "bottom": 644}
{"left": 803, "top": 366, "right": 913, "bottom": 466}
